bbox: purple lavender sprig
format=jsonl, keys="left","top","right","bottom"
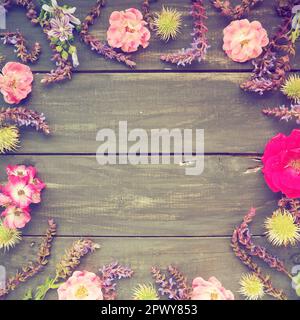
{"left": 212, "top": 0, "right": 263, "bottom": 20}
{"left": 0, "top": 107, "right": 50, "bottom": 135}
{"left": 231, "top": 229, "right": 287, "bottom": 300}
{"left": 161, "top": 0, "right": 209, "bottom": 66}
{"left": 55, "top": 239, "right": 100, "bottom": 280}
{"left": 262, "top": 105, "right": 300, "bottom": 124}
{"left": 151, "top": 266, "right": 191, "bottom": 300}
{"left": 235, "top": 208, "right": 291, "bottom": 277}
{"left": 0, "top": 107, "right": 50, "bottom": 134}
{"left": 1, "top": 31, "right": 41, "bottom": 63}
{"left": 99, "top": 262, "right": 133, "bottom": 300}
{"left": 241, "top": 13, "right": 294, "bottom": 94}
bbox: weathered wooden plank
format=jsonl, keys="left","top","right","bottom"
{"left": 2, "top": 0, "right": 299, "bottom": 71}
{"left": 1, "top": 237, "right": 298, "bottom": 300}
{"left": 1, "top": 73, "right": 295, "bottom": 154}
{"left": 0, "top": 155, "right": 280, "bottom": 237}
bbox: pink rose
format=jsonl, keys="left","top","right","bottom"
{"left": 6, "top": 165, "right": 36, "bottom": 180}
{"left": 0, "top": 192, "right": 12, "bottom": 207}
{"left": 223, "top": 19, "right": 269, "bottom": 63}
{"left": 0, "top": 62, "right": 33, "bottom": 104}
{"left": 1, "top": 205, "right": 31, "bottom": 229}
{"left": 191, "top": 277, "right": 234, "bottom": 300}
{"left": 58, "top": 270, "right": 103, "bottom": 300}
{"left": 4, "top": 176, "right": 35, "bottom": 208}
{"left": 107, "top": 8, "right": 151, "bottom": 53}
{"left": 262, "top": 129, "right": 300, "bottom": 198}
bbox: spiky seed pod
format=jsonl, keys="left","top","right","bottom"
{"left": 239, "top": 273, "right": 265, "bottom": 300}
{"left": 132, "top": 284, "right": 159, "bottom": 300}
{"left": 154, "top": 7, "right": 182, "bottom": 41}
{"left": 265, "top": 209, "right": 300, "bottom": 246}
{"left": 0, "top": 222, "right": 22, "bottom": 251}
{"left": 281, "top": 75, "right": 300, "bottom": 103}
{"left": 0, "top": 125, "right": 19, "bottom": 154}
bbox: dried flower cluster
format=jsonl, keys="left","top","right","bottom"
{"left": 99, "top": 262, "right": 134, "bottom": 300}
{"left": 38, "top": 0, "right": 80, "bottom": 84}
{"left": 262, "top": 72, "right": 300, "bottom": 122}
{"left": 234, "top": 208, "right": 291, "bottom": 278}
{"left": 25, "top": 238, "right": 100, "bottom": 300}
{"left": 232, "top": 227, "right": 287, "bottom": 300}
{"left": 141, "top": 0, "right": 157, "bottom": 31}
{"left": 241, "top": 17, "right": 294, "bottom": 94}
{"left": 4, "top": 0, "right": 79, "bottom": 84}
{"left": 262, "top": 105, "right": 300, "bottom": 123}
{"left": 0, "top": 107, "right": 50, "bottom": 135}
{"left": 161, "top": 0, "right": 209, "bottom": 66}
{"left": 80, "top": 0, "right": 136, "bottom": 68}
{"left": 212, "top": 0, "right": 263, "bottom": 20}
{"left": 0, "top": 219, "right": 56, "bottom": 298}
{"left": 0, "top": 31, "right": 41, "bottom": 63}
{"left": 240, "top": 1, "right": 300, "bottom": 94}
{"left": 278, "top": 197, "right": 300, "bottom": 224}
{"left": 151, "top": 265, "right": 191, "bottom": 300}
{"left": 55, "top": 239, "right": 100, "bottom": 280}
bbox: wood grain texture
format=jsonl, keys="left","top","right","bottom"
{"left": 1, "top": 73, "right": 297, "bottom": 154}
{"left": 0, "top": 155, "right": 279, "bottom": 237}
{"left": 1, "top": 237, "right": 298, "bottom": 300}
{"left": 1, "top": 0, "right": 299, "bottom": 71}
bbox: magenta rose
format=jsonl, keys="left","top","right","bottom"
{"left": 262, "top": 129, "right": 300, "bottom": 198}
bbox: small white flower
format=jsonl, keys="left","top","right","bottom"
{"left": 42, "top": 0, "right": 81, "bottom": 25}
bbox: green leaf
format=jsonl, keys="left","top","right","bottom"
{"left": 61, "top": 50, "right": 69, "bottom": 61}
{"left": 56, "top": 46, "right": 63, "bottom": 53}
{"left": 34, "top": 277, "right": 57, "bottom": 300}
{"left": 296, "top": 285, "right": 300, "bottom": 297}
{"left": 68, "top": 45, "right": 76, "bottom": 54}
{"left": 50, "top": 37, "right": 59, "bottom": 44}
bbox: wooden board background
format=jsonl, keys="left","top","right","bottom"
{"left": 0, "top": 0, "right": 299, "bottom": 300}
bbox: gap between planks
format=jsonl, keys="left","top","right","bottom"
{"left": 20, "top": 235, "right": 265, "bottom": 238}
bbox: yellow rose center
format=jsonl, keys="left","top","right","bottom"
{"left": 75, "top": 285, "right": 89, "bottom": 299}
{"left": 210, "top": 291, "right": 219, "bottom": 300}
{"left": 289, "top": 159, "right": 300, "bottom": 171}
{"left": 240, "top": 39, "right": 250, "bottom": 47}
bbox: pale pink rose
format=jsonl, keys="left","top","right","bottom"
{"left": 107, "top": 8, "right": 151, "bottom": 53}
{"left": 0, "top": 62, "right": 33, "bottom": 104}
{"left": 191, "top": 277, "right": 234, "bottom": 300}
{"left": 223, "top": 19, "right": 269, "bottom": 63}
{"left": 1, "top": 205, "right": 31, "bottom": 229}
{"left": 4, "top": 176, "right": 35, "bottom": 208}
{"left": 58, "top": 270, "right": 103, "bottom": 300}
